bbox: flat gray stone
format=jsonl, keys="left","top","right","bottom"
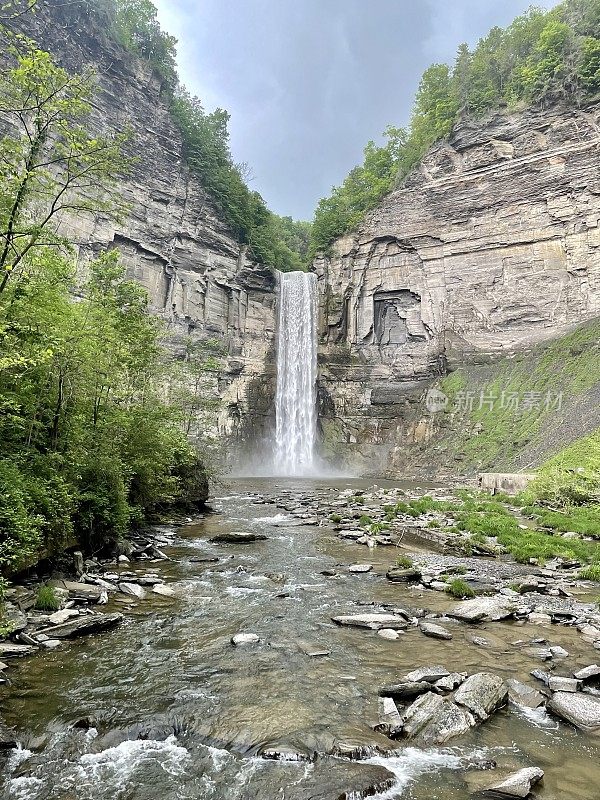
{"left": 482, "top": 767, "right": 544, "bottom": 798}
{"left": 348, "top": 564, "right": 373, "bottom": 573}
{"left": 404, "top": 666, "right": 450, "bottom": 683}
{"left": 47, "top": 609, "right": 80, "bottom": 626}
{"left": 573, "top": 664, "right": 600, "bottom": 681}
{"left": 454, "top": 673, "right": 508, "bottom": 720}
{"left": 386, "top": 567, "right": 422, "bottom": 583}
{"left": 119, "top": 582, "right": 147, "bottom": 600}
{"left": 449, "top": 596, "right": 517, "bottom": 623}
{"left": 548, "top": 691, "right": 600, "bottom": 732}
{"left": 378, "top": 628, "right": 401, "bottom": 640}
{"left": 507, "top": 679, "right": 545, "bottom": 709}
{"left": 0, "top": 642, "right": 36, "bottom": 657}
{"left": 49, "top": 580, "right": 101, "bottom": 602}
{"left": 152, "top": 584, "right": 175, "bottom": 597}
{"left": 332, "top": 614, "right": 408, "bottom": 630}
{"left": 419, "top": 622, "right": 453, "bottom": 641}
{"left": 548, "top": 676, "right": 579, "bottom": 693}
{"left": 36, "top": 613, "right": 123, "bottom": 639}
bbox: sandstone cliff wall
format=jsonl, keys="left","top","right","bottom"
{"left": 317, "top": 103, "right": 600, "bottom": 475}
{"left": 10, "top": 2, "right": 277, "bottom": 459}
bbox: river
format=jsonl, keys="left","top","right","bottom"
{"left": 2, "top": 478, "right": 600, "bottom": 799}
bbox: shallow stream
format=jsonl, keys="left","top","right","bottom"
{"left": 2, "top": 479, "right": 600, "bottom": 799}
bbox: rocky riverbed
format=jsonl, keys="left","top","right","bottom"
{"left": 1, "top": 478, "right": 600, "bottom": 799}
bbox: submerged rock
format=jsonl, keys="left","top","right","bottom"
{"left": 454, "top": 673, "right": 508, "bottom": 720}
{"left": 481, "top": 766, "right": 544, "bottom": 798}
{"left": 210, "top": 531, "right": 268, "bottom": 543}
{"left": 378, "top": 628, "right": 401, "bottom": 640}
{"left": 548, "top": 691, "right": 600, "bottom": 732}
{"left": 332, "top": 614, "right": 408, "bottom": 630}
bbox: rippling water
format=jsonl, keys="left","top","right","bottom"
{"left": 2, "top": 478, "right": 600, "bottom": 799}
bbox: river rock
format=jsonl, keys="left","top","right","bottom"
{"left": 47, "top": 609, "right": 80, "bottom": 626}
{"left": 454, "top": 673, "right": 508, "bottom": 720}
{"left": 379, "top": 681, "right": 434, "bottom": 701}
{"left": 573, "top": 664, "right": 600, "bottom": 681}
{"left": 348, "top": 564, "right": 373, "bottom": 573}
{"left": 49, "top": 580, "right": 102, "bottom": 603}
{"left": 386, "top": 567, "right": 422, "bottom": 583}
{"left": 0, "top": 642, "right": 36, "bottom": 657}
{"left": 210, "top": 531, "right": 268, "bottom": 543}
{"left": 152, "top": 583, "right": 175, "bottom": 597}
{"left": 548, "top": 691, "right": 600, "bottom": 732}
{"left": 404, "top": 666, "right": 450, "bottom": 683}
{"left": 232, "top": 633, "right": 260, "bottom": 646}
{"left": 119, "top": 582, "right": 147, "bottom": 600}
{"left": 435, "top": 673, "right": 466, "bottom": 692}
{"left": 0, "top": 720, "right": 17, "bottom": 750}
{"left": 449, "top": 596, "right": 517, "bottom": 623}
{"left": 378, "top": 628, "right": 401, "bottom": 640}
{"left": 332, "top": 614, "right": 408, "bottom": 630}
{"left": 481, "top": 767, "right": 544, "bottom": 798}
{"left": 419, "top": 621, "right": 452, "bottom": 640}
{"left": 548, "top": 676, "right": 579, "bottom": 693}
{"left": 506, "top": 679, "right": 545, "bottom": 708}
{"left": 399, "top": 692, "right": 475, "bottom": 744}
{"left": 36, "top": 612, "right": 123, "bottom": 639}
{"left": 377, "top": 696, "right": 403, "bottom": 736}
{"left": 1, "top": 605, "right": 27, "bottom": 634}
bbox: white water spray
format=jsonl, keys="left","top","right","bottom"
{"left": 274, "top": 270, "right": 318, "bottom": 476}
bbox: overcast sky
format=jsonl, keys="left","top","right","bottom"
{"left": 153, "top": 0, "right": 558, "bottom": 221}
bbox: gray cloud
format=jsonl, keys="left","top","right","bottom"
{"left": 154, "top": 0, "right": 559, "bottom": 220}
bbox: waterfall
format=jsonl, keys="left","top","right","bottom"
{"left": 274, "top": 270, "right": 318, "bottom": 476}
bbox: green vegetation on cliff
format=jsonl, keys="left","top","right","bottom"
{"left": 310, "top": 0, "right": 600, "bottom": 255}
{"left": 0, "top": 30, "right": 213, "bottom": 576}
{"left": 101, "top": 0, "right": 309, "bottom": 272}
{"left": 437, "top": 319, "right": 600, "bottom": 471}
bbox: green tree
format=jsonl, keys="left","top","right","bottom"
{"left": 0, "top": 42, "right": 129, "bottom": 294}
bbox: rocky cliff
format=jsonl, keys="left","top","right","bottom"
{"left": 316, "top": 102, "right": 600, "bottom": 475}
{"left": 9, "top": 2, "right": 277, "bottom": 460}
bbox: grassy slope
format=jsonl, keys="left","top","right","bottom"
{"left": 431, "top": 320, "right": 600, "bottom": 472}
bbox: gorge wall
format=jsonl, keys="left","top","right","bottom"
{"left": 10, "top": 2, "right": 278, "bottom": 461}
{"left": 316, "top": 102, "right": 600, "bottom": 476}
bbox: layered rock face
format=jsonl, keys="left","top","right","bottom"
{"left": 11, "top": 3, "right": 277, "bottom": 457}
{"left": 316, "top": 103, "right": 600, "bottom": 474}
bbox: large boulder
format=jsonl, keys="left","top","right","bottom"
{"left": 399, "top": 692, "right": 475, "bottom": 744}
{"left": 548, "top": 691, "right": 600, "bottom": 732}
{"left": 454, "top": 673, "right": 508, "bottom": 720}
{"left": 448, "top": 596, "right": 517, "bottom": 623}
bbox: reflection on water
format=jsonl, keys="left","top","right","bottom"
{"left": 2, "top": 478, "right": 600, "bottom": 799}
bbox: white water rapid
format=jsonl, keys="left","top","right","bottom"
{"left": 273, "top": 270, "right": 318, "bottom": 476}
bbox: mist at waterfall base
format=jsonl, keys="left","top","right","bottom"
{"left": 236, "top": 270, "right": 344, "bottom": 479}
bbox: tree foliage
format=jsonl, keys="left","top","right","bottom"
{"left": 310, "top": 0, "right": 600, "bottom": 256}
{"left": 0, "top": 37, "right": 214, "bottom": 574}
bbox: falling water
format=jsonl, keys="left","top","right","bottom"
{"left": 274, "top": 270, "right": 318, "bottom": 476}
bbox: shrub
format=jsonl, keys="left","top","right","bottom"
{"left": 35, "top": 585, "right": 61, "bottom": 612}
{"left": 445, "top": 578, "right": 476, "bottom": 599}
{"left": 358, "top": 514, "right": 372, "bottom": 527}
{"left": 396, "top": 555, "right": 414, "bottom": 568}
